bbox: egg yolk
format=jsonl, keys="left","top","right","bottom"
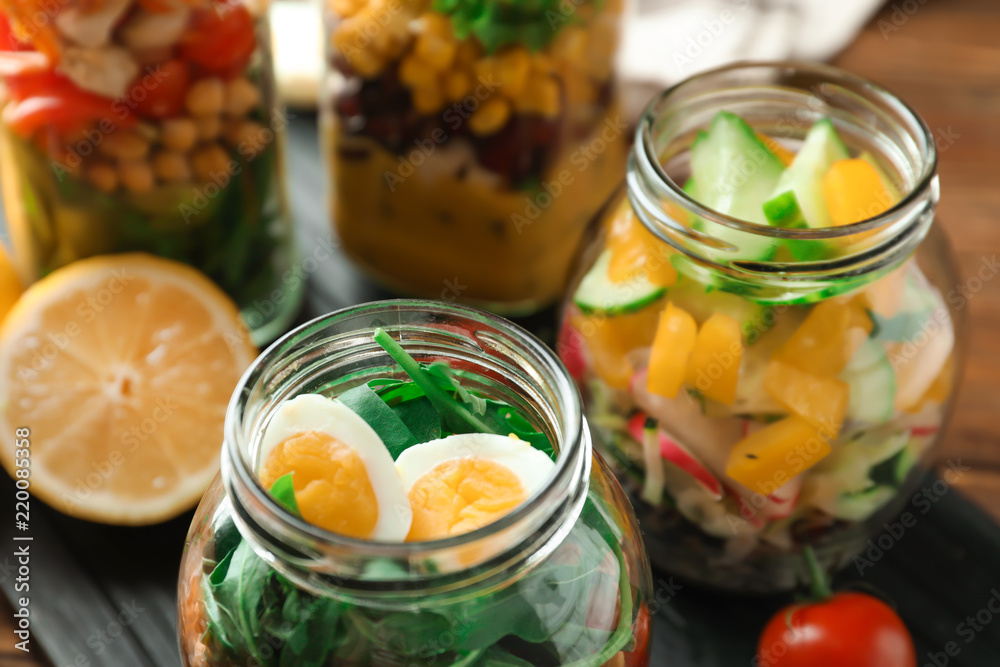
{"left": 406, "top": 458, "right": 526, "bottom": 542}
{"left": 259, "top": 431, "right": 379, "bottom": 539}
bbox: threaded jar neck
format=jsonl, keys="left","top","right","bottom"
{"left": 627, "top": 61, "right": 939, "bottom": 303}
{"left": 221, "top": 300, "right": 589, "bottom": 606}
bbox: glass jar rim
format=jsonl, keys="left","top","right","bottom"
{"left": 633, "top": 59, "right": 939, "bottom": 241}
{"left": 222, "top": 299, "right": 587, "bottom": 571}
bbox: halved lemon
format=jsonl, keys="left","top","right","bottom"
{"left": 0, "top": 245, "right": 22, "bottom": 325}
{"left": 0, "top": 253, "right": 258, "bottom": 524}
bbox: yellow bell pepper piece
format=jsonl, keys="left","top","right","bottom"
{"left": 823, "top": 159, "right": 893, "bottom": 226}
{"left": 726, "top": 416, "right": 833, "bottom": 494}
{"left": 776, "top": 299, "right": 872, "bottom": 377}
{"left": 764, "top": 359, "right": 849, "bottom": 437}
{"left": 647, "top": 302, "right": 697, "bottom": 398}
{"left": 684, "top": 312, "right": 743, "bottom": 405}
{"left": 572, "top": 306, "right": 660, "bottom": 390}
{"left": 606, "top": 210, "right": 677, "bottom": 287}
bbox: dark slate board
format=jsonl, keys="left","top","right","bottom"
{"left": 2, "top": 114, "right": 1000, "bottom": 667}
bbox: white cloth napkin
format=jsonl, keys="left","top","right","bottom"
{"left": 271, "top": 0, "right": 882, "bottom": 109}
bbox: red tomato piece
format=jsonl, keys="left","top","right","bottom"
{"left": 757, "top": 592, "right": 916, "bottom": 667}
{"left": 130, "top": 59, "right": 190, "bottom": 119}
{"left": 1, "top": 71, "right": 133, "bottom": 136}
{"left": 178, "top": 2, "right": 256, "bottom": 76}
{"left": 624, "top": 602, "right": 651, "bottom": 667}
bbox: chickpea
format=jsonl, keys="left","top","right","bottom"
{"left": 118, "top": 160, "right": 154, "bottom": 193}
{"left": 224, "top": 120, "right": 268, "bottom": 155}
{"left": 224, "top": 77, "right": 261, "bottom": 117}
{"left": 516, "top": 74, "right": 560, "bottom": 118}
{"left": 444, "top": 70, "right": 473, "bottom": 102}
{"left": 160, "top": 118, "right": 198, "bottom": 152}
{"left": 185, "top": 78, "right": 225, "bottom": 117}
{"left": 152, "top": 151, "right": 192, "bottom": 183}
{"left": 399, "top": 55, "right": 438, "bottom": 91}
{"left": 98, "top": 132, "right": 150, "bottom": 161}
{"left": 87, "top": 162, "right": 118, "bottom": 193}
{"left": 411, "top": 86, "right": 444, "bottom": 115}
{"left": 196, "top": 115, "right": 221, "bottom": 141}
{"left": 191, "top": 144, "right": 231, "bottom": 183}
{"left": 414, "top": 32, "right": 456, "bottom": 71}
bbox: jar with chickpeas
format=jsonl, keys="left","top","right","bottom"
{"left": 0, "top": 0, "right": 299, "bottom": 343}
{"left": 323, "top": 0, "right": 626, "bottom": 314}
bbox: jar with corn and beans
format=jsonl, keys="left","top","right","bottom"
{"left": 0, "top": 0, "right": 299, "bottom": 342}
{"left": 324, "top": 0, "right": 626, "bottom": 314}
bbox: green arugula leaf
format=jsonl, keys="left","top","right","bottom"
{"left": 337, "top": 382, "right": 419, "bottom": 457}
{"left": 269, "top": 473, "right": 301, "bottom": 516}
{"left": 373, "top": 328, "right": 494, "bottom": 434}
{"left": 272, "top": 587, "right": 345, "bottom": 667}
{"left": 214, "top": 541, "right": 276, "bottom": 664}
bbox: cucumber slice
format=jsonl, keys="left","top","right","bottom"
{"left": 762, "top": 190, "right": 808, "bottom": 229}
{"left": 840, "top": 338, "right": 897, "bottom": 425}
{"left": 829, "top": 485, "right": 896, "bottom": 521}
{"left": 688, "top": 112, "right": 786, "bottom": 259}
{"left": 770, "top": 118, "right": 850, "bottom": 228}
{"left": 573, "top": 249, "right": 666, "bottom": 316}
{"left": 870, "top": 271, "right": 940, "bottom": 342}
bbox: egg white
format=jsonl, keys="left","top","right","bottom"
{"left": 258, "top": 394, "right": 412, "bottom": 541}
{"left": 395, "top": 433, "right": 556, "bottom": 496}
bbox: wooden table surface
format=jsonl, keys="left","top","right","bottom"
{"left": 3, "top": 0, "right": 999, "bottom": 664}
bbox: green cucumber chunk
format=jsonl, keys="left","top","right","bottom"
{"left": 840, "top": 338, "right": 897, "bottom": 425}
{"left": 688, "top": 112, "right": 786, "bottom": 260}
{"left": 573, "top": 249, "right": 666, "bottom": 316}
{"left": 666, "top": 277, "right": 771, "bottom": 340}
{"left": 770, "top": 118, "right": 850, "bottom": 228}
{"left": 762, "top": 190, "right": 808, "bottom": 229}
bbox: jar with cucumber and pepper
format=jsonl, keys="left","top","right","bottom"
{"left": 0, "top": 0, "right": 299, "bottom": 343}
{"left": 323, "top": 0, "right": 626, "bottom": 314}
{"left": 558, "top": 62, "right": 964, "bottom": 592}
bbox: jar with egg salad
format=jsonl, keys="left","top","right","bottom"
{"left": 178, "top": 300, "right": 653, "bottom": 667}
{"left": 323, "top": 0, "right": 626, "bottom": 314}
{"left": 0, "top": 0, "right": 299, "bottom": 343}
{"left": 558, "top": 62, "right": 964, "bottom": 592}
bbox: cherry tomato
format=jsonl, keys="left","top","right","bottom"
{"left": 131, "top": 59, "right": 190, "bottom": 119}
{"left": 756, "top": 592, "right": 916, "bottom": 667}
{"left": 624, "top": 602, "right": 651, "bottom": 667}
{"left": 0, "top": 70, "right": 133, "bottom": 136}
{"left": 178, "top": 1, "right": 256, "bottom": 76}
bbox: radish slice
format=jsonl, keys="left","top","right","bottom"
{"left": 556, "top": 317, "right": 587, "bottom": 382}
{"left": 910, "top": 425, "right": 940, "bottom": 437}
{"left": 763, "top": 475, "right": 802, "bottom": 520}
{"left": 627, "top": 412, "right": 724, "bottom": 500}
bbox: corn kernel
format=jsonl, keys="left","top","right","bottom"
{"left": 455, "top": 39, "right": 482, "bottom": 66}
{"left": 495, "top": 47, "right": 531, "bottom": 98}
{"left": 414, "top": 32, "right": 457, "bottom": 70}
{"left": 411, "top": 86, "right": 444, "bottom": 115}
{"left": 420, "top": 13, "right": 452, "bottom": 39}
{"left": 468, "top": 97, "right": 511, "bottom": 136}
{"left": 551, "top": 26, "right": 588, "bottom": 63}
{"left": 399, "top": 54, "right": 439, "bottom": 90}
{"left": 516, "top": 73, "right": 560, "bottom": 117}
{"left": 444, "top": 70, "right": 473, "bottom": 102}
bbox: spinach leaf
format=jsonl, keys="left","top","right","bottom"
{"left": 273, "top": 587, "right": 345, "bottom": 667}
{"left": 269, "top": 473, "right": 301, "bottom": 516}
{"left": 337, "top": 382, "right": 418, "bottom": 457}
{"left": 213, "top": 541, "right": 277, "bottom": 664}
{"left": 426, "top": 362, "right": 488, "bottom": 416}
{"left": 390, "top": 395, "right": 442, "bottom": 444}
{"left": 469, "top": 646, "right": 535, "bottom": 666}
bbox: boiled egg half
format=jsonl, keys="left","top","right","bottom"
{"left": 258, "top": 394, "right": 412, "bottom": 541}
{"left": 395, "top": 433, "right": 556, "bottom": 541}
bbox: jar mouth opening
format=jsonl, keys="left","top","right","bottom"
{"left": 223, "top": 299, "right": 584, "bottom": 562}
{"left": 634, "top": 59, "right": 938, "bottom": 240}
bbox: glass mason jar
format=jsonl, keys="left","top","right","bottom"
{"left": 558, "top": 62, "right": 963, "bottom": 592}
{"left": 321, "top": 0, "right": 626, "bottom": 314}
{"left": 0, "top": 0, "right": 299, "bottom": 343}
{"left": 178, "top": 300, "right": 653, "bottom": 666}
